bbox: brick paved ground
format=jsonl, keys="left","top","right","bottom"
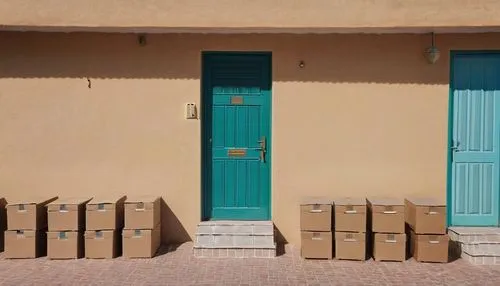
{"left": 0, "top": 243, "right": 499, "bottom": 286}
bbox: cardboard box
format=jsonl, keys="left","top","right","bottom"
{"left": 7, "top": 196, "right": 58, "bottom": 230}
{"left": 367, "top": 197, "right": 405, "bottom": 233}
{"left": 335, "top": 231, "right": 367, "bottom": 261}
{"left": 405, "top": 198, "right": 446, "bottom": 234}
{"left": 48, "top": 197, "right": 92, "bottom": 231}
{"left": 85, "top": 230, "right": 120, "bottom": 259}
{"left": 373, "top": 233, "right": 406, "bottom": 262}
{"left": 124, "top": 196, "right": 161, "bottom": 230}
{"left": 410, "top": 230, "right": 449, "bottom": 263}
{"left": 300, "top": 197, "right": 332, "bottom": 231}
{"left": 47, "top": 231, "right": 83, "bottom": 259}
{"left": 301, "top": 231, "right": 333, "bottom": 259}
{"left": 0, "top": 198, "right": 7, "bottom": 251}
{"left": 4, "top": 230, "right": 47, "bottom": 258}
{"left": 334, "top": 197, "right": 366, "bottom": 232}
{"left": 123, "top": 224, "right": 161, "bottom": 258}
{"left": 86, "top": 195, "right": 126, "bottom": 231}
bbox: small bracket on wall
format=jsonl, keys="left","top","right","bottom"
{"left": 185, "top": 103, "right": 197, "bottom": 119}
{"left": 138, "top": 34, "right": 147, "bottom": 47}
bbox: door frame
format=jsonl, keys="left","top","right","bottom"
{"left": 200, "top": 51, "right": 273, "bottom": 221}
{"left": 447, "top": 50, "right": 500, "bottom": 226}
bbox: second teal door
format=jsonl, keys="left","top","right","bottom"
{"left": 450, "top": 52, "right": 500, "bottom": 226}
{"left": 202, "top": 52, "right": 271, "bottom": 220}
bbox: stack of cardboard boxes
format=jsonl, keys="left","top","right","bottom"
{"left": 47, "top": 198, "right": 92, "bottom": 259}
{"left": 299, "top": 196, "right": 449, "bottom": 263}
{"left": 300, "top": 198, "right": 333, "bottom": 259}
{"left": 334, "top": 198, "right": 368, "bottom": 261}
{"left": 368, "top": 198, "right": 406, "bottom": 262}
{"left": 406, "top": 198, "right": 449, "bottom": 263}
{"left": 85, "top": 196, "right": 126, "bottom": 259}
{"left": 122, "top": 196, "right": 162, "bottom": 258}
{"left": 4, "top": 196, "right": 58, "bottom": 258}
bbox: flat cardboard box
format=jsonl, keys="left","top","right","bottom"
{"left": 373, "top": 233, "right": 406, "bottom": 262}
{"left": 122, "top": 224, "right": 161, "bottom": 258}
{"left": 300, "top": 197, "right": 332, "bottom": 231}
{"left": 367, "top": 197, "right": 405, "bottom": 233}
{"left": 335, "top": 231, "right": 367, "bottom": 261}
{"left": 4, "top": 230, "right": 47, "bottom": 258}
{"left": 86, "top": 195, "right": 126, "bottom": 231}
{"left": 410, "top": 230, "right": 449, "bottom": 263}
{"left": 124, "top": 196, "right": 161, "bottom": 230}
{"left": 48, "top": 197, "right": 92, "bottom": 231}
{"left": 334, "top": 197, "right": 366, "bottom": 232}
{"left": 85, "top": 230, "right": 120, "bottom": 259}
{"left": 47, "top": 231, "right": 83, "bottom": 259}
{"left": 405, "top": 198, "right": 446, "bottom": 234}
{"left": 7, "top": 196, "right": 58, "bottom": 230}
{"left": 0, "top": 198, "right": 7, "bottom": 251}
{"left": 301, "top": 231, "right": 333, "bottom": 259}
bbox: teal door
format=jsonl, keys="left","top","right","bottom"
{"left": 202, "top": 52, "right": 271, "bottom": 220}
{"left": 450, "top": 52, "right": 500, "bottom": 226}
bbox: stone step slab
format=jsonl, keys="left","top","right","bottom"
{"left": 448, "top": 227, "right": 500, "bottom": 244}
{"left": 193, "top": 247, "right": 276, "bottom": 258}
{"left": 448, "top": 227, "right": 500, "bottom": 265}
{"left": 196, "top": 221, "right": 274, "bottom": 236}
{"left": 194, "top": 234, "right": 275, "bottom": 248}
{"left": 461, "top": 242, "right": 500, "bottom": 256}
{"left": 461, "top": 252, "right": 500, "bottom": 265}
{"left": 193, "top": 221, "right": 276, "bottom": 258}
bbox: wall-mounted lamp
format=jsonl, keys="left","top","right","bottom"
{"left": 138, "top": 34, "right": 147, "bottom": 47}
{"left": 299, "top": 61, "right": 305, "bottom": 68}
{"left": 424, "top": 32, "right": 440, "bottom": 64}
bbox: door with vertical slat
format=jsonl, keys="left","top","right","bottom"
{"left": 202, "top": 52, "right": 271, "bottom": 220}
{"left": 450, "top": 52, "right": 500, "bottom": 226}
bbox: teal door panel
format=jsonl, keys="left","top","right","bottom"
{"left": 202, "top": 52, "right": 271, "bottom": 220}
{"left": 450, "top": 52, "right": 500, "bottom": 226}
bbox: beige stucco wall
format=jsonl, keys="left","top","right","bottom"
{"left": 1, "top": 32, "right": 500, "bottom": 245}
{"left": 1, "top": 0, "right": 500, "bottom": 30}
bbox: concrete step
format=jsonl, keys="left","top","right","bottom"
{"left": 195, "top": 233, "right": 275, "bottom": 248}
{"left": 461, "top": 252, "right": 500, "bottom": 265}
{"left": 194, "top": 220, "right": 276, "bottom": 258}
{"left": 448, "top": 227, "right": 500, "bottom": 265}
{"left": 193, "top": 247, "right": 276, "bottom": 258}
{"left": 196, "top": 221, "right": 274, "bottom": 236}
{"left": 461, "top": 242, "right": 500, "bottom": 256}
{"left": 448, "top": 227, "right": 500, "bottom": 244}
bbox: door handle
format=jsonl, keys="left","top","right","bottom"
{"left": 450, "top": 140, "right": 460, "bottom": 161}
{"left": 256, "top": 136, "right": 267, "bottom": 163}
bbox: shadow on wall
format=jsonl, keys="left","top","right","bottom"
{"left": 161, "top": 198, "right": 191, "bottom": 244}
{"left": 0, "top": 31, "right": 466, "bottom": 84}
{"left": 274, "top": 226, "right": 288, "bottom": 256}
